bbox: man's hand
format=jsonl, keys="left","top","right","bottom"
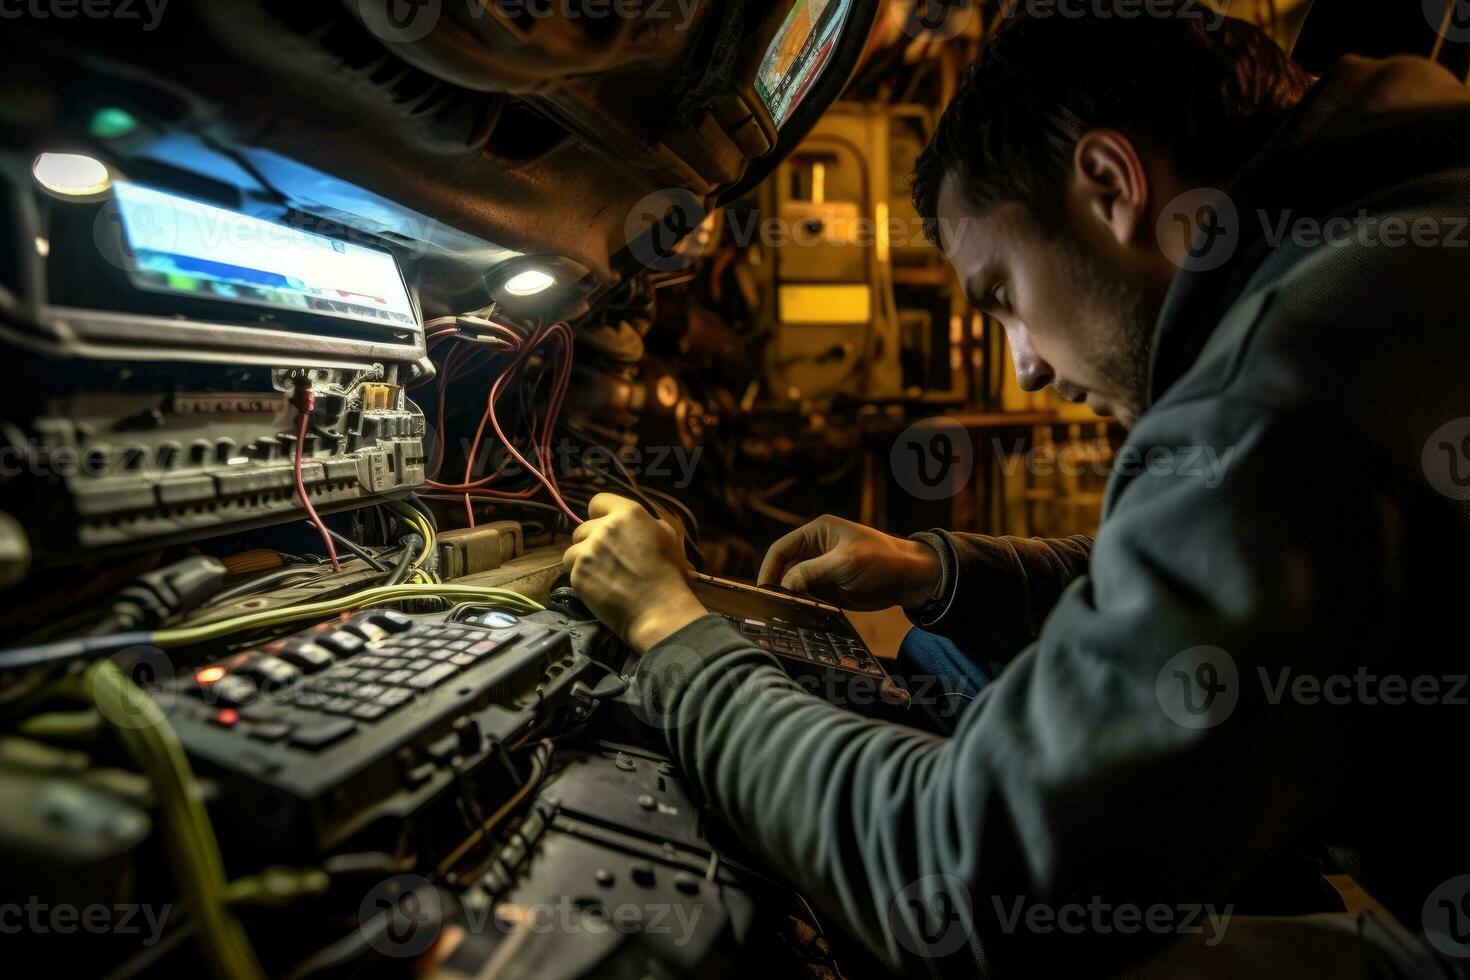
{"left": 562, "top": 494, "right": 708, "bottom": 654}
{"left": 759, "top": 515, "right": 941, "bottom": 611}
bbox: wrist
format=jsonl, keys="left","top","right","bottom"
{"left": 626, "top": 587, "right": 708, "bottom": 655}
{"left": 896, "top": 537, "right": 944, "bottom": 611}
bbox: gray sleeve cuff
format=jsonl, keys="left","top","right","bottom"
{"left": 906, "top": 529, "right": 958, "bottom": 627}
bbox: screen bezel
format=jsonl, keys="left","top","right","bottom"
{"left": 109, "top": 181, "right": 422, "bottom": 336}
{"left": 754, "top": 0, "right": 857, "bottom": 129}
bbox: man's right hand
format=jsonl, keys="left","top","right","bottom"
{"left": 758, "top": 515, "right": 942, "bottom": 611}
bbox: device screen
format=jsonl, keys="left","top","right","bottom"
{"left": 112, "top": 181, "right": 418, "bottom": 330}
{"left": 755, "top": 0, "right": 855, "bottom": 128}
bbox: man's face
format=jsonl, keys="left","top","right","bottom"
{"left": 936, "top": 171, "right": 1162, "bottom": 428}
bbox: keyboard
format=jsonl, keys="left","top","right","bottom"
{"left": 687, "top": 574, "right": 887, "bottom": 680}
{"left": 728, "top": 617, "right": 884, "bottom": 677}
{"left": 157, "top": 607, "right": 591, "bottom": 860}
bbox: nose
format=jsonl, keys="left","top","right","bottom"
{"left": 1003, "top": 323, "right": 1055, "bottom": 392}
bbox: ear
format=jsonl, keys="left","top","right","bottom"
{"left": 1069, "top": 129, "right": 1150, "bottom": 247}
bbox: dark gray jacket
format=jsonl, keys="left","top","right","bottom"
{"left": 637, "top": 55, "right": 1470, "bottom": 976}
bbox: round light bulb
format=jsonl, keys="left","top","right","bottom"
{"left": 32, "top": 152, "right": 112, "bottom": 197}
{"left": 503, "top": 269, "right": 555, "bottom": 296}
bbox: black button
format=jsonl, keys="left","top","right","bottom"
{"left": 235, "top": 656, "right": 302, "bottom": 689}
{"left": 406, "top": 664, "right": 456, "bottom": 691}
{"left": 368, "top": 611, "right": 414, "bottom": 634}
{"left": 350, "top": 702, "right": 387, "bottom": 721}
{"left": 201, "top": 675, "right": 258, "bottom": 708}
{"left": 318, "top": 630, "right": 365, "bottom": 656}
{"left": 292, "top": 688, "right": 329, "bottom": 710}
{"left": 288, "top": 718, "right": 357, "bottom": 750}
{"left": 279, "top": 642, "right": 335, "bottom": 674}
{"left": 246, "top": 723, "right": 292, "bottom": 743}
{"left": 238, "top": 703, "right": 289, "bottom": 722}
{"left": 322, "top": 697, "right": 359, "bottom": 715}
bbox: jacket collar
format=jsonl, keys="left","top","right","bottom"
{"left": 1147, "top": 55, "right": 1470, "bottom": 406}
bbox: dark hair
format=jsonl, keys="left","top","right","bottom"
{"left": 911, "top": 2, "right": 1313, "bottom": 243}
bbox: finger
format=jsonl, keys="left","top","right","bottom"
{"left": 758, "top": 520, "right": 823, "bottom": 586}
{"left": 571, "top": 519, "right": 597, "bottom": 545}
{"left": 588, "top": 493, "right": 637, "bottom": 519}
{"left": 561, "top": 540, "right": 586, "bottom": 572}
{"left": 780, "top": 551, "right": 847, "bottom": 597}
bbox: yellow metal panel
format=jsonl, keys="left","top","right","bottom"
{"left": 779, "top": 284, "right": 871, "bottom": 324}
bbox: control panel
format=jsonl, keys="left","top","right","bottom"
{"left": 159, "top": 607, "right": 591, "bottom": 861}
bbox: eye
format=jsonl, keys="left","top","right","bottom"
{"left": 990, "top": 280, "right": 1010, "bottom": 311}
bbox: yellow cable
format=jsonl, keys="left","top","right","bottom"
{"left": 388, "top": 502, "right": 435, "bottom": 571}
{"left": 154, "top": 583, "right": 542, "bottom": 648}
{"left": 81, "top": 661, "right": 266, "bottom": 980}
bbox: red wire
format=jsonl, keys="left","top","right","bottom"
{"left": 427, "top": 321, "right": 582, "bottom": 527}
{"left": 291, "top": 387, "right": 341, "bottom": 572}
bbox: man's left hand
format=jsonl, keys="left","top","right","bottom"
{"left": 562, "top": 494, "right": 708, "bottom": 654}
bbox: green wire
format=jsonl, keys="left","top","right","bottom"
{"left": 388, "top": 501, "right": 435, "bottom": 571}
{"left": 18, "top": 709, "right": 102, "bottom": 741}
{"left": 79, "top": 660, "right": 267, "bottom": 980}
{"left": 225, "top": 866, "right": 330, "bottom": 909}
{"left": 154, "top": 582, "right": 542, "bottom": 648}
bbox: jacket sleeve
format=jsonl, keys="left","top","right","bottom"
{"left": 634, "top": 402, "right": 1404, "bottom": 976}
{"left": 909, "top": 531, "right": 1093, "bottom": 666}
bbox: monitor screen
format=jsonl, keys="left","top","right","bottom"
{"left": 112, "top": 181, "right": 418, "bottom": 330}
{"left": 755, "top": 0, "right": 855, "bottom": 128}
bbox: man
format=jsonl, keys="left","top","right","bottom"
{"left": 564, "top": 5, "right": 1470, "bottom": 976}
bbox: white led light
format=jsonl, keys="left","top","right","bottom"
{"left": 502, "top": 269, "right": 555, "bottom": 296}
{"left": 32, "top": 153, "right": 112, "bottom": 197}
